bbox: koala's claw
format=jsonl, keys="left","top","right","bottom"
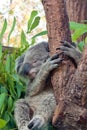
{"left": 51, "top": 58, "right": 63, "bottom": 65}
{"left": 60, "top": 41, "right": 76, "bottom": 48}
{"left": 46, "top": 57, "right": 63, "bottom": 70}
{"left": 28, "top": 116, "right": 44, "bottom": 130}
{"left": 50, "top": 53, "right": 63, "bottom": 60}
{"left": 56, "top": 41, "right": 81, "bottom": 65}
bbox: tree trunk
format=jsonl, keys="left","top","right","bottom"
{"left": 42, "top": 0, "right": 75, "bottom": 125}
{"left": 66, "top": 0, "right": 87, "bottom": 41}
{"left": 42, "top": 0, "right": 87, "bottom": 130}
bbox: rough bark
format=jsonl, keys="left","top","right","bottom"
{"left": 42, "top": 0, "right": 75, "bottom": 124}
{"left": 56, "top": 45, "right": 87, "bottom": 130}
{"left": 66, "top": 0, "right": 87, "bottom": 41}
{"left": 42, "top": 0, "right": 71, "bottom": 54}
{"left": 42, "top": 0, "right": 87, "bottom": 130}
{"left": 66, "top": 0, "right": 87, "bottom": 22}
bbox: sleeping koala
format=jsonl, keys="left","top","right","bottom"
{"left": 14, "top": 41, "right": 81, "bottom": 130}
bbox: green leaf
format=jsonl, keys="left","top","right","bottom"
{"left": 0, "top": 93, "right": 6, "bottom": 111}
{"left": 32, "top": 30, "right": 47, "bottom": 39}
{"left": 7, "top": 97, "right": 13, "bottom": 112}
{"left": 0, "top": 19, "right": 7, "bottom": 42}
{"left": 70, "top": 21, "right": 87, "bottom": 31}
{"left": 85, "top": 37, "right": 87, "bottom": 43}
{"left": 29, "top": 16, "right": 40, "bottom": 33}
{"left": 8, "top": 17, "right": 16, "bottom": 43}
{"left": 78, "top": 41, "right": 85, "bottom": 51}
{"left": 21, "top": 30, "right": 29, "bottom": 47}
{"left": 3, "top": 112, "right": 10, "bottom": 123}
{"left": 0, "top": 43, "right": 2, "bottom": 59}
{"left": 0, "top": 86, "right": 7, "bottom": 94}
{"left": 12, "top": 74, "right": 19, "bottom": 82}
{"left": 5, "top": 55, "right": 11, "bottom": 73}
{"left": 27, "top": 10, "right": 38, "bottom": 32}
{"left": 72, "top": 27, "right": 87, "bottom": 41}
{"left": 0, "top": 119, "right": 7, "bottom": 128}
{"left": 16, "top": 83, "right": 24, "bottom": 98}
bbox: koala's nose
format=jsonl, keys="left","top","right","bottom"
{"left": 22, "top": 63, "right": 32, "bottom": 76}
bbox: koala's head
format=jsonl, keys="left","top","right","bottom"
{"left": 20, "top": 42, "right": 49, "bottom": 80}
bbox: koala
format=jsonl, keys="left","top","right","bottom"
{"left": 14, "top": 41, "right": 81, "bottom": 130}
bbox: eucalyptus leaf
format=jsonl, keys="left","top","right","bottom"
{"left": 0, "top": 43, "right": 2, "bottom": 59}
{"left": 3, "top": 112, "right": 10, "bottom": 123}
{"left": 0, "top": 93, "right": 6, "bottom": 111}
{"left": 5, "top": 55, "right": 11, "bottom": 73}
{"left": 21, "top": 30, "right": 29, "bottom": 47}
{"left": 7, "top": 97, "right": 13, "bottom": 112}
{"left": 0, "top": 119, "right": 7, "bottom": 128}
{"left": 0, "top": 19, "right": 7, "bottom": 42}
{"left": 28, "top": 16, "right": 40, "bottom": 33}
{"left": 8, "top": 17, "right": 16, "bottom": 43}
{"left": 72, "top": 27, "right": 87, "bottom": 41}
{"left": 27, "top": 10, "right": 38, "bottom": 32}
{"left": 32, "top": 30, "right": 47, "bottom": 39}
{"left": 85, "top": 37, "right": 87, "bottom": 43}
{"left": 78, "top": 41, "right": 85, "bottom": 51}
{"left": 70, "top": 21, "right": 87, "bottom": 31}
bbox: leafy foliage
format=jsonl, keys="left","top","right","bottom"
{"left": 70, "top": 21, "right": 87, "bottom": 51}
{"left": 0, "top": 47, "right": 26, "bottom": 130}
{"left": 0, "top": 10, "right": 43, "bottom": 130}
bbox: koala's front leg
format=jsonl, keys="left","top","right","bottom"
{"left": 58, "top": 41, "right": 82, "bottom": 65}
{"left": 26, "top": 54, "right": 63, "bottom": 96}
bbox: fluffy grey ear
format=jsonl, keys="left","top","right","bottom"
{"left": 15, "top": 63, "right": 22, "bottom": 73}
{"left": 15, "top": 53, "right": 25, "bottom": 73}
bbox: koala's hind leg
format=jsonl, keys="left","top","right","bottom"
{"left": 14, "top": 99, "right": 32, "bottom": 130}
{"left": 28, "top": 94, "right": 56, "bottom": 130}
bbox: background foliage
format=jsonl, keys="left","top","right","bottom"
{"left": 0, "top": 10, "right": 44, "bottom": 130}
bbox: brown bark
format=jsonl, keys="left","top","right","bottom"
{"left": 42, "top": 0, "right": 75, "bottom": 124}
{"left": 42, "top": 0, "right": 87, "bottom": 130}
{"left": 66, "top": 0, "right": 87, "bottom": 41}
{"left": 66, "top": 0, "right": 87, "bottom": 22}
{"left": 42, "top": 0, "right": 71, "bottom": 54}
{"left": 55, "top": 45, "right": 87, "bottom": 130}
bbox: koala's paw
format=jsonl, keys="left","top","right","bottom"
{"left": 58, "top": 41, "right": 77, "bottom": 58}
{"left": 28, "top": 115, "right": 45, "bottom": 130}
{"left": 57, "top": 41, "right": 81, "bottom": 65}
{"left": 43, "top": 53, "right": 63, "bottom": 72}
